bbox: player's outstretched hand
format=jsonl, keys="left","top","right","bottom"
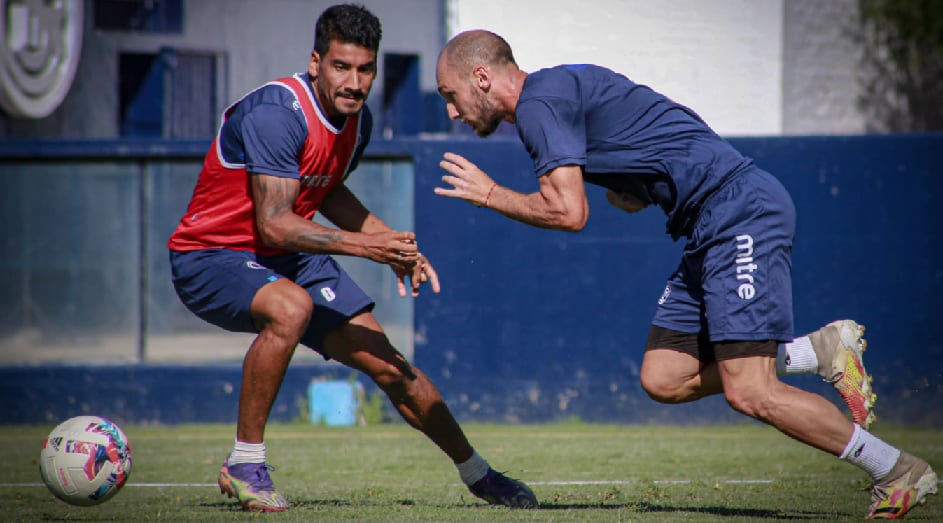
{"left": 605, "top": 189, "right": 650, "bottom": 214}
{"left": 365, "top": 231, "right": 419, "bottom": 268}
{"left": 362, "top": 231, "right": 439, "bottom": 297}
{"left": 398, "top": 252, "right": 441, "bottom": 298}
{"left": 435, "top": 152, "right": 497, "bottom": 208}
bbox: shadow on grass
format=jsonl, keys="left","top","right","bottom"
{"left": 201, "top": 498, "right": 839, "bottom": 520}
{"left": 537, "top": 500, "right": 837, "bottom": 519}
{"left": 200, "top": 498, "right": 418, "bottom": 509}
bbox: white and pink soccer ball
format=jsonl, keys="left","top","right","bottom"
{"left": 39, "top": 415, "right": 133, "bottom": 506}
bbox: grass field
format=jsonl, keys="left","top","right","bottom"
{"left": 1, "top": 421, "right": 940, "bottom": 522}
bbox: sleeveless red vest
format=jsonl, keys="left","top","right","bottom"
{"left": 168, "top": 74, "right": 362, "bottom": 256}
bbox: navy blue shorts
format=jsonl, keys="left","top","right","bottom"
{"left": 652, "top": 168, "right": 796, "bottom": 343}
{"left": 169, "top": 249, "right": 374, "bottom": 355}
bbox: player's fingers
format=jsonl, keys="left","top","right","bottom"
{"left": 396, "top": 242, "right": 419, "bottom": 254}
{"left": 421, "top": 260, "right": 441, "bottom": 293}
{"left": 439, "top": 161, "right": 466, "bottom": 179}
{"left": 434, "top": 182, "right": 465, "bottom": 199}
{"left": 396, "top": 274, "right": 408, "bottom": 298}
{"left": 442, "top": 152, "right": 469, "bottom": 166}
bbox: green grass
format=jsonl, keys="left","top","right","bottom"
{"left": 2, "top": 422, "right": 940, "bottom": 522}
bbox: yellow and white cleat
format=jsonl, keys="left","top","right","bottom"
{"left": 867, "top": 452, "right": 938, "bottom": 519}
{"left": 807, "top": 319, "right": 877, "bottom": 429}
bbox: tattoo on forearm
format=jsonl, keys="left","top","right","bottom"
{"left": 254, "top": 174, "right": 346, "bottom": 252}
{"left": 285, "top": 230, "right": 345, "bottom": 251}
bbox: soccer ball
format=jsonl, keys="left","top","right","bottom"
{"left": 39, "top": 415, "right": 133, "bottom": 506}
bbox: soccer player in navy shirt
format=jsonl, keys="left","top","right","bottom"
{"left": 434, "top": 30, "right": 936, "bottom": 519}
{"left": 168, "top": 9, "right": 535, "bottom": 512}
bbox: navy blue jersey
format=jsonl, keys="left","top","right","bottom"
{"left": 515, "top": 64, "right": 754, "bottom": 238}
{"left": 217, "top": 72, "right": 372, "bottom": 179}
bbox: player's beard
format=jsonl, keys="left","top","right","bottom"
{"left": 471, "top": 93, "right": 504, "bottom": 137}
{"left": 334, "top": 90, "right": 366, "bottom": 116}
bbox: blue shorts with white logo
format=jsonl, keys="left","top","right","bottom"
{"left": 169, "top": 249, "right": 374, "bottom": 355}
{"left": 652, "top": 168, "right": 796, "bottom": 343}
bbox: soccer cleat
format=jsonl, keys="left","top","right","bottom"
{"left": 807, "top": 319, "right": 877, "bottom": 429}
{"left": 218, "top": 455, "right": 289, "bottom": 512}
{"left": 468, "top": 468, "right": 538, "bottom": 508}
{"left": 867, "top": 452, "right": 938, "bottom": 519}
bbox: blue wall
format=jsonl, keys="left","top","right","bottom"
{"left": 2, "top": 134, "right": 941, "bottom": 427}
{"left": 406, "top": 134, "right": 943, "bottom": 427}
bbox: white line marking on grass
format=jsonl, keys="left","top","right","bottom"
{"left": 0, "top": 483, "right": 217, "bottom": 487}
{"left": 127, "top": 483, "right": 219, "bottom": 487}
{"left": 4, "top": 480, "right": 772, "bottom": 489}
{"left": 530, "top": 479, "right": 774, "bottom": 486}
{"left": 9, "top": 479, "right": 943, "bottom": 489}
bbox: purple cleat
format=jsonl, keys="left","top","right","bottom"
{"left": 468, "top": 468, "right": 538, "bottom": 508}
{"left": 218, "top": 455, "right": 289, "bottom": 512}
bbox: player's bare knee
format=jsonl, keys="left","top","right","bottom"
{"left": 256, "top": 289, "right": 313, "bottom": 340}
{"left": 640, "top": 370, "right": 683, "bottom": 403}
{"left": 639, "top": 365, "right": 683, "bottom": 403}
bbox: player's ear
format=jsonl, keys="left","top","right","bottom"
{"left": 308, "top": 50, "right": 320, "bottom": 77}
{"left": 473, "top": 65, "right": 491, "bottom": 91}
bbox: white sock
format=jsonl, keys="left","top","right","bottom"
{"left": 776, "top": 336, "right": 818, "bottom": 375}
{"left": 840, "top": 424, "right": 901, "bottom": 481}
{"left": 456, "top": 450, "right": 490, "bottom": 485}
{"left": 228, "top": 439, "right": 266, "bottom": 465}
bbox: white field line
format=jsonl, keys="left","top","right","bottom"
{"left": 0, "top": 483, "right": 219, "bottom": 487}
{"left": 529, "top": 479, "right": 774, "bottom": 485}
{"left": 2, "top": 479, "right": 766, "bottom": 488}
{"left": 5, "top": 479, "right": 941, "bottom": 488}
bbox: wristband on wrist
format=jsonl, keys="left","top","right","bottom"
{"left": 483, "top": 182, "right": 497, "bottom": 208}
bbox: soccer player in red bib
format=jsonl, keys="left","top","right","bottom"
{"left": 168, "top": 6, "right": 535, "bottom": 512}
{"left": 434, "top": 30, "right": 936, "bottom": 519}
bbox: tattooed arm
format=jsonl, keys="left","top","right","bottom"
{"left": 250, "top": 172, "right": 418, "bottom": 268}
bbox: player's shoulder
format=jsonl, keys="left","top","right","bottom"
{"left": 528, "top": 64, "right": 618, "bottom": 89}
{"left": 242, "top": 78, "right": 306, "bottom": 113}
{"left": 224, "top": 76, "right": 311, "bottom": 136}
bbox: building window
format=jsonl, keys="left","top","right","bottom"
{"left": 95, "top": 0, "right": 183, "bottom": 33}
{"left": 118, "top": 49, "right": 227, "bottom": 138}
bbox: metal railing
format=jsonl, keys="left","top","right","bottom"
{"left": 0, "top": 140, "right": 416, "bottom": 365}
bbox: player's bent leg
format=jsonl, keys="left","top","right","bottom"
{"left": 641, "top": 326, "right": 724, "bottom": 403}
{"left": 868, "top": 451, "right": 938, "bottom": 519}
{"left": 323, "top": 312, "right": 471, "bottom": 455}
{"left": 640, "top": 349, "right": 723, "bottom": 403}
{"left": 323, "top": 312, "right": 538, "bottom": 508}
{"left": 806, "top": 319, "right": 876, "bottom": 429}
{"left": 238, "top": 279, "right": 313, "bottom": 443}
{"left": 716, "top": 352, "right": 855, "bottom": 455}
{"left": 219, "top": 279, "right": 311, "bottom": 511}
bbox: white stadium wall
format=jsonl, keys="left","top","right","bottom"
{"left": 0, "top": 0, "right": 867, "bottom": 139}
{"left": 447, "top": 0, "right": 785, "bottom": 136}
{"left": 448, "top": 0, "right": 866, "bottom": 136}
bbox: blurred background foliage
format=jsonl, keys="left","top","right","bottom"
{"left": 857, "top": 0, "right": 943, "bottom": 131}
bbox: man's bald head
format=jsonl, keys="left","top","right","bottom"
{"left": 440, "top": 30, "right": 517, "bottom": 73}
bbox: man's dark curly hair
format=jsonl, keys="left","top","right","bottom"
{"left": 313, "top": 4, "right": 382, "bottom": 55}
